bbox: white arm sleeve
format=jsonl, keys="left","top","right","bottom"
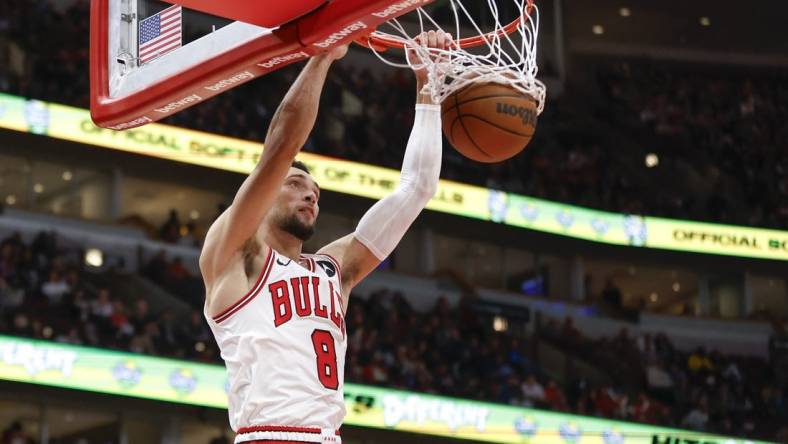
{"left": 354, "top": 104, "right": 442, "bottom": 260}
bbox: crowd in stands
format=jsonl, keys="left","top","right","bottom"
{"left": 597, "top": 60, "right": 788, "bottom": 230}
{"left": 1, "top": 231, "right": 785, "bottom": 440}
{"left": 351, "top": 289, "right": 787, "bottom": 437}
{"left": 0, "top": 231, "right": 218, "bottom": 362}
{"left": 3, "top": 0, "right": 788, "bottom": 232}
{"left": 142, "top": 247, "right": 205, "bottom": 308}
{"left": 1, "top": 421, "right": 34, "bottom": 444}
{"left": 540, "top": 317, "right": 785, "bottom": 437}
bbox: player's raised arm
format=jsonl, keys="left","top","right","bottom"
{"left": 200, "top": 46, "right": 347, "bottom": 284}
{"left": 318, "top": 32, "right": 449, "bottom": 302}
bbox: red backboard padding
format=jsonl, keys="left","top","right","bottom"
{"left": 90, "top": 0, "right": 436, "bottom": 130}
{"left": 160, "top": 0, "right": 328, "bottom": 28}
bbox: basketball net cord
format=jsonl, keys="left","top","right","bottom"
{"left": 365, "top": 0, "right": 546, "bottom": 113}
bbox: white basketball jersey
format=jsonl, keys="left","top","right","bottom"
{"left": 206, "top": 248, "right": 347, "bottom": 443}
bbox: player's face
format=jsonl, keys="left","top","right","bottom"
{"left": 273, "top": 168, "right": 320, "bottom": 241}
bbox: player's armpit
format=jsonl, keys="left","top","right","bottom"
{"left": 199, "top": 151, "right": 292, "bottom": 283}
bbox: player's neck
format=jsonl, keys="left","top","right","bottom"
{"left": 261, "top": 228, "right": 304, "bottom": 262}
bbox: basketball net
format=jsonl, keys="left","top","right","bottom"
{"left": 360, "top": 0, "right": 546, "bottom": 113}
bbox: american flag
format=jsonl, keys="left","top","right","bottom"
{"left": 138, "top": 5, "right": 182, "bottom": 64}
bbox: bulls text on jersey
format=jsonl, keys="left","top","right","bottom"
{"left": 269, "top": 276, "right": 346, "bottom": 337}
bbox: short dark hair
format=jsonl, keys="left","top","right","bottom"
{"left": 292, "top": 161, "right": 310, "bottom": 174}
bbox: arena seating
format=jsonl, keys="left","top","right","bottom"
{"left": 0, "top": 231, "right": 784, "bottom": 439}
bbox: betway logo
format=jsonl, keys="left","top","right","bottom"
{"left": 257, "top": 52, "right": 309, "bottom": 69}
{"left": 383, "top": 394, "right": 489, "bottom": 432}
{"left": 0, "top": 341, "right": 77, "bottom": 377}
{"left": 154, "top": 94, "right": 202, "bottom": 114}
{"left": 108, "top": 116, "right": 152, "bottom": 130}
{"left": 372, "top": 0, "right": 431, "bottom": 18}
{"left": 204, "top": 71, "right": 254, "bottom": 92}
{"left": 313, "top": 21, "right": 367, "bottom": 48}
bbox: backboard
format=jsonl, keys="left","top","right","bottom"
{"left": 90, "top": 0, "right": 436, "bottom": 130}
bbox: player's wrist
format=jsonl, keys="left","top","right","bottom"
{"left": 310, "top": 53, "right": 335, "bottom": 67}
{"left": 416, "top": 92, "right": 435, "bottom": 105}
{"left": 415, "top": 82, "right": 435, "bottom": 104}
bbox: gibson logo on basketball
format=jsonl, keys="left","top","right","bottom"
{"left": 496, "top": 102, "right": 537, "bottom": 126}
{"left": 268, "top": 277, "right": 345, "bottom": 336}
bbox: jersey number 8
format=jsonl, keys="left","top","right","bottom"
{"left": 311, "top": 329, "right": 338, "bottom": 390}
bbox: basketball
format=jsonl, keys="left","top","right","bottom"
{"left": 441, "top": 82, "right": 538, "bottom": 163}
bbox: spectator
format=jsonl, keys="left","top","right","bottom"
{"left": 129, "top": 321, "right": 159, "bottom": 355}
{"left": 646, "top": 362, "right": 674, "bottom": 390}
{"left": 594, "top": 386, "right": 619, "bottom": 418}
{"left": 158, "top": 308, "right": 180, "bottom": 355}
{"left": 721, "top": 359, "right": 743, "bottom": 383}
{"left": 521, "top": 375, "right": 546, "bottom": 407}
{"left": 688, "top": 348, "right": 714, "bottom": 373}
{"left": 0, "top": 277, "right": 24, "bottom": 313}
{"left": 0, "top": 244, "right": 18, "bottom": 281}
{"left": 65, "top": 290, "right": 91, "bottom": 324}
{"left": 159, "top": 209, "right": 181, "bottom": 243}
{"left": 41, "top": 270, "right": 70, "bottom": 304}
{"left": 631, "top": 392, "right": 655, "bottom": 424}
{"left": 1, "top": 420, "right": 33, "bottom": 444}
{"left": 91, "top": 288, "right": 114, "bottom": 319}
{"left": 143, "top": 250, "right": 169, "bottom": 283}
{"left": 543, "top": 379, "right": 568, "bottom": 411}
{"left": 181, "top": 309, "right": 211, "bottom": 345}
{"left": 178, "top": 222, "right": 200, "bottom": 247}
{"left": 110, "top": 300, "right": 134, "bottom": 338}
{"left": 682, "top": 402, "right": 710, "bottom": 431}
{"left": 55, "top": 326, "right": 83, "bottom": 345}
{"left": 167, "top": 257, "right": 191, "bottom": 280}
{"left": 129, "top": 298, "right": 152, "bottom": 333}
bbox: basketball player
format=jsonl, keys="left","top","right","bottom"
{"left": 200, "top": 32, "right": 451, "bottom": 444}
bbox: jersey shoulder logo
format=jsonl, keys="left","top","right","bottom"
{"left": 316, "top": 259, "right": 336, "bottom": 278}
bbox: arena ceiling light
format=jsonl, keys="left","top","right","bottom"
{"left": 492, "top": 315, "right": 509, "bottom": 332}
{"left": 85, "top": 248, "right": 104, "bottom": 268}
{"left": 645, "top": 153, "right": 659, "bottom": 168}
{"left": 619, "top": 7, "right": 631, "bottom": 17}
{"left": 592, "top": 25, "right": 605, "bottom": 35}
{"left": 699, "top": 16, "right": 711, "bottom": 26}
